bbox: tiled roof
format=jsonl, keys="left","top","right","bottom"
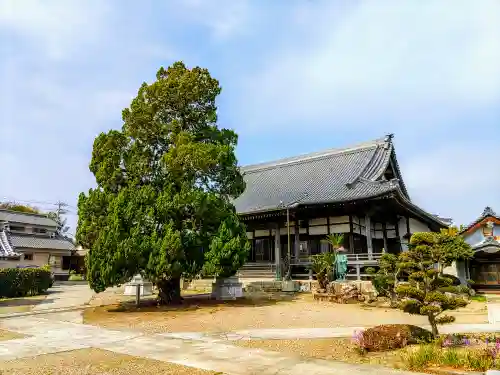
{"left": 10, "top": 234, "right": 75, "bottom": 251}
{"left": 460, "top": 206, "right": 500, "bottom": 234}
{"left": 0, "top": 210, "right": 57, "bottom": 227}
{"left": 234, "top": 135, "right": 404, "bottom": 214}
{"left": 472, "top": 236, "right": 500, "bottom": 253}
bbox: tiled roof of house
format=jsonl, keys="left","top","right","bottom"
{"left": 472, "top": 236, "right": 500, "bottom": 253}
{"left": 234, "top": 135, "right": 404, "bottom": 213}
{"left": 460, "top": 206, "right": 500, "bottom": 234}
{"left": 10, "top": 234, "right": 75, "bottom": 251}
{"left": 0, "top": 210, "right": 57, "bottom": 227}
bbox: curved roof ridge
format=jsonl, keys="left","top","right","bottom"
{"left": 242, "top": 136, "right": 388, "bottom": 174}
{"left": 460, "top": 206, "right": 500, "bottom": 234}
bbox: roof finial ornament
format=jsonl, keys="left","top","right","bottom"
{"left": 385, "top": 133, "right": 394, "bottom": 142}
{"left": 482, "top": 206, "right": 497, "bottom": 217}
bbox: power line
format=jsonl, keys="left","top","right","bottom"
{"left": 0, "top": 197, "right": 77, "bottom": 210}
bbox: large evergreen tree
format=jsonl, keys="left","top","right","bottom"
{"left": 76, "top": 62, "right": 249, "bottom": 304}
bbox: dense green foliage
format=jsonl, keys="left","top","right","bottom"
{"left": 310, "top": 234, "right": 345, "bottom": 288}
{"left": 310, "top": 251, "right": 337, "bottom": 289}
{"left": 77, "top": 62, "right": 249, "bottom": 303}
{"left": 0, "top": 202, "right": 40, "bottom": 214}
{"left": 367, "top": 253, "right": 402, "bottom": 307}
{"left": 396, "top": 231, "right": 474, "bottom": 336}
{"left": 0, "top": 267, "right": 52, "bottom": 297}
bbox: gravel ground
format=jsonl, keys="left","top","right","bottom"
{"left": 0, "top": 348, "right": 219, "bottom": 375}
{"left": 0, "top": 329, "right": 25, "bottom": 341}
{"left": 232, "top": 337, "right": 406, "bottom": 368}
{"left": 83, "top": 293, "right": 487, "bottom": 334}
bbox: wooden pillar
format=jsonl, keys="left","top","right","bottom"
{"left": 382, "top": 222, "right": 388, "bottom": 254}
{"left": 274, "top": 223, "right": 281, "bottom": 280}
{"left": 365, "top": 214, "right": 373, "bottom": 260}
{"left": 356, "top": 264, "right": 361, "bottom": 280}
{"left": 394, "top": 217, "right": 402, "bottom": 253}
{"left": 294, "top": 221, "right": 300, "bottom": 260}
{"left": 349, "top": 215, "right": 354, "bottom": 253}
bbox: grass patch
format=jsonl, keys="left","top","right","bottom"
{"left": 470, "top": 295, "right": 487, "bottom": 302}
{"left": 0, "top": 348, "right": 219, "bottom": 375}
{"left": 0, "top": 294, "right": 47, "bottom": 314}
{"left": 401, "top": 344, "right": 498, "bottom": 372}
{"left": 0, "top": 329, "right": 26, "bottom": 341}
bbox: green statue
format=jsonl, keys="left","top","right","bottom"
{"left": 335, "top": 252, "right": 348, "bottom": 281}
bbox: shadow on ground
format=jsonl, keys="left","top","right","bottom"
{"left": 103, "top": 292, "right": 299, "bottom": 314}
{"left": 0, "top": 295, "right": 48, "bottom": 307}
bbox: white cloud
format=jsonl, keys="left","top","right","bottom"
{"left": 403, "top": 140, "right": 500, "bottom": 224}
{"left": 166, "top": 0, "right": 253, "bottom": 41}
{"left": 0, "top": 0, "right": 110, "bottom": 59}
{"left": 239, "top": 0, "right": 500, "bottom": 130}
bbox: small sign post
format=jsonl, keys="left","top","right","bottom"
{"left": 136, "top": 283, "right": 141, "bottom": 307}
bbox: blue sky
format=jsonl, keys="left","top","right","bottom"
{"left": 1, "top": 0, "right": 499, "bottom": 235}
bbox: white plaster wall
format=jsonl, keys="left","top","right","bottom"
{"left": 409, "top": 218, "right": 431, "bottom": 233}
{"left": 443, "top": 262, "right": 458, "bottom": 277}
{"left": 309, "top": 225, "right": 328, "bottom": 235}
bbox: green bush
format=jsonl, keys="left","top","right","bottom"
{"left": 0, "top": 267, "right": 53, "bottom": 297}
{"left": 68, "top": 274, "right": 84, "bottom": 281}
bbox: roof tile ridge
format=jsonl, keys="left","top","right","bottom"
{"left": 362, "top": 144, "right": 391, "bottom": 181}
{"left": 242, "top": 138, "right": 385, "bottom": 173}
{"left": 0, "top": 209, "right": 51, "bottom": 218}
{"left": 345, "top": 135, "right": 395, "bottom": 188}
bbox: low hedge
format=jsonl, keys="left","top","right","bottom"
{"left": 0, "top": 267, "right": 53, "bottom": 298}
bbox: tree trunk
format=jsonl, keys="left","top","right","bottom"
{"left": 428, "top": 313, "right": 439, "bottom": 336}
{"left": 389, "top": 290, "right": 399, "bottom": 308}
{"left": 156, "top": 277, "right": 182, "bottom": 305}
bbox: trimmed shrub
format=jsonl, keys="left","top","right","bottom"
{"left": 356, "top": 324, "right": 433, "bottom": 352}
{"left": 0, "top": 267, "right": 53, "bottom": 297}
{"left": 68, "top": 274, "right": 84, "bottom": 281}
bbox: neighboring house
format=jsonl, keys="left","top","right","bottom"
{"left": 234, "top": 134, "right": 447, "bottom": 280}
{"left": 454, "top": 207, "right": 500, "bottom": 290}
{"left": 0, "top": 209, "right": 78, "bottom": 279}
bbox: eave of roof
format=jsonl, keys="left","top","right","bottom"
{"left": 10, "top": 234, "right": 75, "bottom": 251}
{"left": 473, "top": 237, "right": 500, "bottom": 253}
{"left": 391, "top": 188, "right": 448, "bottom": 229}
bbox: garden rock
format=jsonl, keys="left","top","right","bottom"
{"left": 357, "top": 324, "right": 433, "bottom": 352}
{"left": 337, "top": 283, "right": 364, "bottom": 303}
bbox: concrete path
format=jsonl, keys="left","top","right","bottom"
{"left": 31, "top": 284, "right": 94, "bottom": 312}
{"left": 0, "top": 313, "right": 424, "bottom": 375}
{"left": 162, "top": 323, "right": 500, "bottom": 343}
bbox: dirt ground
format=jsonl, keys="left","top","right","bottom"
{"left": 233, "top": 337, "right": 406, "bottom": 369}
{"left": 0, "top": 348, "right": 218, "bottom": 375}
{"left": 83, "top": 291, "right": 488, "bottom": 334}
